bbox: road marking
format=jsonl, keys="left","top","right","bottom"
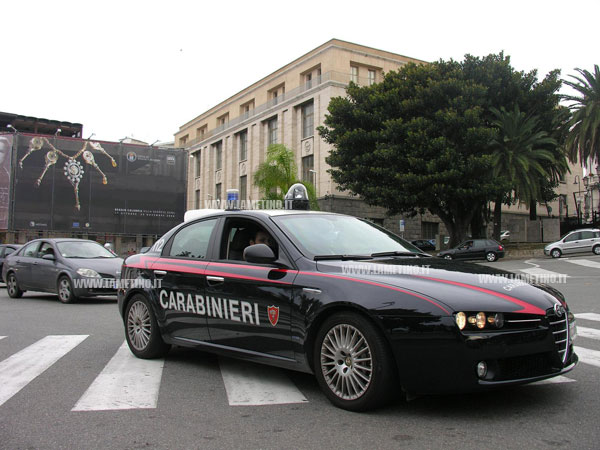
{"left": 219, "top": 357, "right": 308, "bottom": 406}
{"left": 0, "top": 336, "right": 6, "bottom": 341}
{"left": 519, "top": 267, "right": 568, "bottom": 277}
{"left": 0, "top": 335, "right": 88, "bottom": 407}
{"left": 530, "top": 376, "right": 575, "bottom": 385}
{"left": 574, "top": 346, "right": 600, "bottom": 369}
{"left": 575, "top": 313, "right": 600, "bottom": 322}
{"left": 564, "top": 259, "right": 600, "bottom": 270}
{"left": 72, "top": 341, "right": 164, "bottom": 411}
{"left": 577, "top": 327, "right": 600, "bottom": 341}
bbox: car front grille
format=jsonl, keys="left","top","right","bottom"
{"left": 547, "top": 308, "right": 570, "bottom": 364}
{"left": 496, "top": 352, "right": 554, "bottom": 381}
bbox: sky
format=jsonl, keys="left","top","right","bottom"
{"left": 2, "top": 0, "right": 598, "bottom": 144}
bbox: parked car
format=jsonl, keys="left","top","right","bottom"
{"left": 544, "top": 228, "right": 600, "bottom": 258}
{"left": 2, "top": 238, "right": 123, "bottom": 303}
{"left": 500, "top": 230, "right": 510, "bottom": 242}
{"left": 116, "top": 185, "right": 575, "bottom": 411}
{"left": 0, "top": 244, "right": 22, "bottom": 277}
{"left": 411, "top": 239, "right": 436, "bottom": 251}
{"left": 438, "top": 239, "right": 505, "bottom": 262}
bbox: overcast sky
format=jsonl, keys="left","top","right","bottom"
{"left": 2, "top": 0, "right": 597, "bottom": 144}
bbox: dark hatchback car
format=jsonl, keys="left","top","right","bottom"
{"left": 0, "top": 244, "right": 22, "bottom": 276}
{"left": 118, "top": 199, "right": 575, "bottom": 411}
{"left": 411, "top": 239, "right": 436, "bottom": 251}
{"left": 2, "top": 238, "right": 123, "bottom": 303}
{"left": 438, "top": 239, "right": 505, "bottom": 262}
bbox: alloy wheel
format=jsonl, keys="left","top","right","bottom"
{"left": 127, "top": 300, "right": 152, "bottom": 351}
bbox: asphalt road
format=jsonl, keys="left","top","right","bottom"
{"left": 1, "top": 254, "right": 599, "bottom": 450}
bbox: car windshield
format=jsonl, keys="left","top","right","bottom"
{"left": 56, "top": 241, "right": 117, "bottom": 258}
{"left": 272, "top": 214, "right": 422, "bottom": 257}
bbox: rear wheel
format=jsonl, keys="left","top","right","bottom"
{"left": 485, "top": 252, "right": 497, "bottom": 262}
{"left": 6, "top": 273, "right": 23, "bottom": 298}
{"left": 57, "top": 276, "right": 77, "bottom": 304}
{"left": 551, "top": 248, "right": 562, "bottom": 259}
{"left": 593, "top": 245, "right": 600, "bottom": 256}
{"left": 313, "top": 312, "right": 397, "bottom": 411}
{"left": 125, "top": 294, "right": 170, "bottom": 359}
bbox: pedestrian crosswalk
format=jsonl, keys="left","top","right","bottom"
{"left": 1, "top": 314, "right": 599, "bottom": 412}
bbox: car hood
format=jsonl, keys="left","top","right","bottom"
{"left": 315, "top": 257, "right": 564, "bottom": 315}
{"left": 64, "top": 257, "right": 124, "bottom": 277}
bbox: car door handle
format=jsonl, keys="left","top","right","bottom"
{"left": 153, "top": 270, "right": 167, "bottom": 277}
{"left": 207, "top": 276, "right": 224, "bottom": 285}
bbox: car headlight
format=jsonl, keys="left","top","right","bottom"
{"left": 455, "top": 312, "right": 504, "bottom": 330}
{"left": 77, "top": 268, "right": 101, "bottom": 278}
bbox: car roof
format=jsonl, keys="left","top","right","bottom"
{"left": 21, "top": 238, "right": 100, "bottom": 244}
{"left": 184, "top": 209, "right": 340, "bottom": 222}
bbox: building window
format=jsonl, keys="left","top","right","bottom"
{"left": 351, "top": 66, "right": 358, "bottom": 83}
{"left": 179, "top": 134, "right": 189, "bottom": 146}
{"left": 421, "top": 221, "right": 439, "bottom": 240}
{"left": 195, "top": 189, "right": 201, "bottom": 208}
{"left": 217, "top": 113, "right": 229, "bottom": 127}
{"left": 239, "top": 130, "right": 248, "bottom": 161}
{"left": 302, "top": 102, "right": 314, "bottom": 139}
{"left": 268, "top": 118, "right": 278, "bottom": 146}
{"left": 214, "top": 141, "right": 222, "bottom": 170}
{"left": 306, "top": 73, "right": 312, "bottom": 89}
{"left": 195, "top": 151, "right": 201, "bottom": 177}
{"left": 215, "top": 183, "right": 222, "bottom": 202}
{"left": 268, "top": 84, "right": 285, "bottom": 105}
{"left": 368, "top": 69, "right": 376, "bottom": 86}
{"left": 302, "top": 155, "right": 314, "bottom": 184}
{"left": 240, "top": 100, "right": 254, "bottom": 118}
{"left": 239, "top": 175, "right": 247, "bottom": 202}
{"left": 196, "top": 125, "right": 207, "bottom": 140}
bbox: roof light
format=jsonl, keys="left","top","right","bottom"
{"left": 284, "top": 183, "right": 310, "bottom": 210}
{"left": 226, "top": 189, "right": 239, "bottom": 210}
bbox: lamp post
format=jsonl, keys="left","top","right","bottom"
{"left": 574, "top": 175, "right": 582, "bottom": 224}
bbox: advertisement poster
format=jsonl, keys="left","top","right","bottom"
{"left": 12, "top": 134, "right": 186, "bottom": 235}
{"left": 0, "top": 134, "right": 13, "bottom": 230}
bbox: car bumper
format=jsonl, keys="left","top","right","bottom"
{"left": 73, "top": 278, "right": 118, "bottom": 297}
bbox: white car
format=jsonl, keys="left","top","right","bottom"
{"left": 544, "top": 228, "right": 600, "bottom": 258}
{"left": 500, "top": 230, "right": 510, "bottom": 242}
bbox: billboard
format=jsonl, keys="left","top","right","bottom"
{"left": 11, "top": 134, "right": 186, "bottom": 235}
{"left": 0, "top": 134, "right": 13, "bottom": 229}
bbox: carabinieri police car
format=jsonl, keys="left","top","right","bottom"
{"left": 118, "top": 185, "right": 577, "bottom": 411}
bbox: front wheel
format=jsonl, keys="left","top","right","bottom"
{"left": 485, "top": 252, "right": 497, "bottom": 262}
{"left": 57, "top": 276, "right": 77, "bottom": 304}
{"left": 593, "top": 245, "right": 600, "bottom": 256}
{"left": 6, "top": 273, "right": 23, "bottom": 298}
{"left": 314, "top": 312, "right": 397, "bottom": 411}
{"left": 125, "top": 294, "right": 170, "bottom": 359}
{"left": 550, "top": 248, "right": 562, "bottom": 259}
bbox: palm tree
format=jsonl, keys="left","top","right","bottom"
{"left": 563, "top": 65, "right": 600, "bottom": 165}
{"left": 253, "top": 144, "right": 319, "bottom": 209}
{"left": 489, "top": 106, "right": 564, "bottom": 239}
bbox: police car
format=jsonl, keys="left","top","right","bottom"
{"left": 118, "top": 185, "right": 577, "bottom": 411}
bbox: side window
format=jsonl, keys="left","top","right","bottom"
{"left": 38, "top": 242, "right": 55, "bottom": 258}
{"left": 168, "top": 219, "right": 218, "bottom": 259}
{"left": 564, "top": 232, "right": 581, "bottom": 243}
{"left": 221, "top": 219, "right": 278, "bottom": 261}
{"left": 22, "top": 242, "right": 41, "bottom": 257}
{"left": 595, "top": 232, "right": 600, "bottom": 238}
{"left": 0, "top": 247, "right": 5, "bottom": 258}
{"left": 473, "top": 240, "right": 485, "bottom": 248}
{"left": 580, "top": 231, "right": 594, "bottom": 240}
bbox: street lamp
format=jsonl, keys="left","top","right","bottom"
{"left": 574, "top": 175, "right": 582, "bottom": 224}
{"left": 309, "top": 169, "right": 317, "bottom": 197}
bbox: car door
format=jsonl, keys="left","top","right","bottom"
{"left": 13, "top": 241, "right": 41, "bottom": 289}
{"left": 578, "top": 230, "right": 595, "bottom": 253}
{"left": 454, "top": 241, "right": 474, "bottom": 260}
{"left": 471, "top": 240, "right": 486, "bottom": 259}
{"left": 561, "top": 232, "right": 581, "bottom": 254}
{"left": 31, "top": 241, "right": 60, "bottom": 291}
{"left": 204, "top": 216, "right": 297, "bottom": 360}
{"left": 150, "top": 217, "right": 220, "bottom": 342}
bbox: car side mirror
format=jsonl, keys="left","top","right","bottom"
{"left": 244, "top": 244, "right": 277, "bottom": 264}
{"left": 42, "top": 253, "right": 55, "bottom": 261}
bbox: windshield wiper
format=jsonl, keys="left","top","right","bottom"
{"left": 314, "top": 254, "right": 373, "bottom": 261}
{"left": 371, "top": 251, "right": 431, "bottom": 258}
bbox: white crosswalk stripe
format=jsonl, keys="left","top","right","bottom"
{"left": 520, "top": 267, "right": 568, "bottom": 278}
{"left": 0, "top": 335, "right": 88, "bottom": 407}
{"left": 0, "top": 336, "right": 6, "bottom": 341}
{"left": 574, "top": 346, "right": 600, "bottom": 369}
{"left": 577, "top": 326, "right": 600, "bottom": 341}
{"left": 575, "top": 313, "right": 600, "bottom": 322}
{"left": 219, "top": 357, "right": 308, "bottom": 406}
{"left": 72, "top": 341, "right": 164, "bottom": 411}
{"left": 564, "top": 259, "right": 600, "bottom": 270}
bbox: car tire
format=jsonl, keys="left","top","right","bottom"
{"left": 485, "top": 252, "right": 497, "bottom": 262}
{"left": 593, "top": 245, "right": 600, "bottom": 256}
{"left": 57, "top": 276, "right": 77, "bottom": 304}
{"left": 6, "top": 272, "right": 23, "bottom": 298}
{"left": 313, "top": 312, "right": 397, "bottom": 411}
{"left": 550, "top": 248, "right": 562, "bottom": 259}
{"left": 125, "top": 294, "right": 170, "bottom": 359}
{"left": 444, "top": 255, "right": 453, "bottom": 260}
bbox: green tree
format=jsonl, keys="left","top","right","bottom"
{"left": 320, "top": 61, "right": 498, "bottom": 246}
{"left": 253, "top": 144, "right": 318, "bottom": 209}
{"left": 488, "top": 106, "right": 564, "bottom": 239}
{"left": 563, "top": 65, "right": 600, "bottom": 165}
